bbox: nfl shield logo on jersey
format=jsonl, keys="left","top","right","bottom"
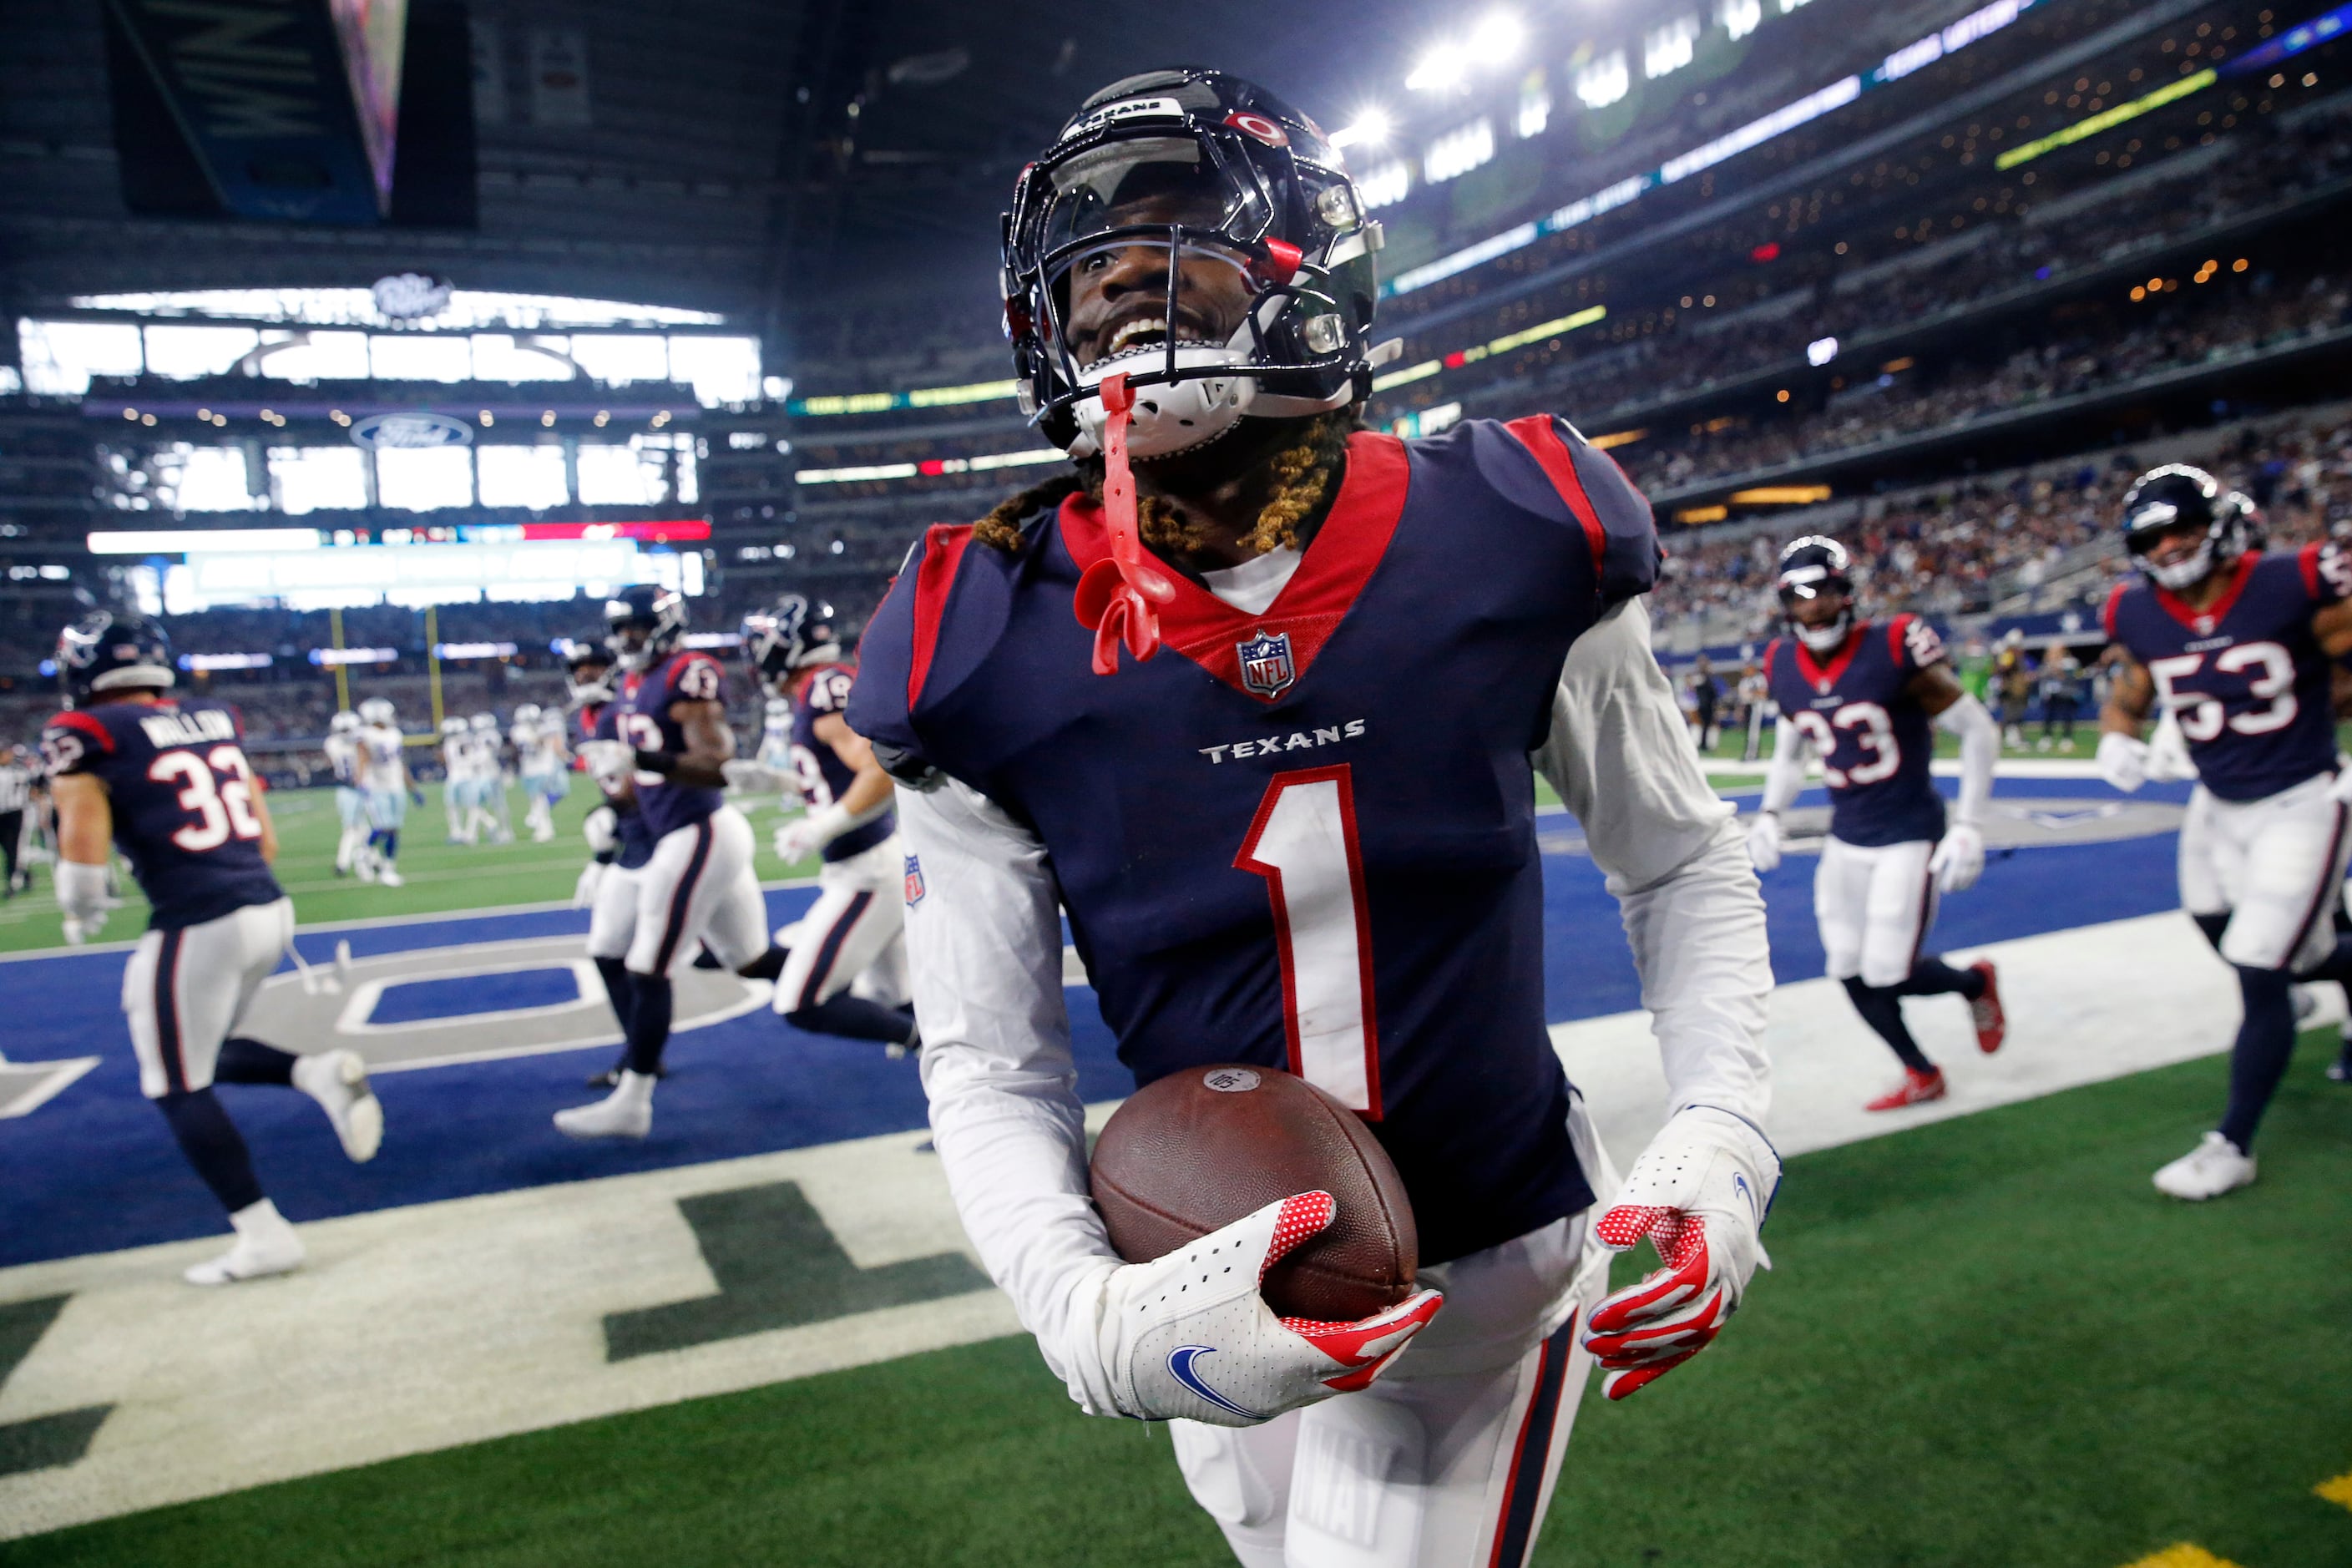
{"left": 1237, "top": 630, "right": 1296, "bottom": 699}
{"left": 903, "top": 854, "right": 927, "bottom": 906}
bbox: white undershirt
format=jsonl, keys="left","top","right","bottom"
{"left": 1196, "top": 546, "right": 1302, "bottom": 615}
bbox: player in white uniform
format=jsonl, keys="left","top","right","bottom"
{"left": 513, "top": 702, "right": 570, "bottom": 842}
{"left": 354, "top": 696, "right": 408, "bottom": 888}
{"left": 323, "top": 709, "right": 367, "bottom": 875}
{"left": 439, "top": 716, "right": 473, "bottom": 842}
{"left": 468, "top": 712, "right": 513, "bottom": 843}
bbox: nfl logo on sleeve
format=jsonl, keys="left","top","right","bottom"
{"left": 1237, "top": 630, "right": 1296, "bottom": 699}
{"left": 903, "top": 855, "right": 927, "bottom": 906}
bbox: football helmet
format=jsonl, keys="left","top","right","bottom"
{"left": 741, "top": 593, "right": 839, "bottom": 688}
{"left": 470, "top": 712, "right": 498, "bottom": 734}
{"left": 1004, "top": 68, "right": 1388, "bottom": 461}
{"left": 330, "top": 709, "right": 362, "bottom": 735}
{"left": 1774, "top": 536, "right": 1857, "bottom": 654}
{"left": 605, "top": 584, "right": 687, "bottom": 672}
{"left": 441, "top": 717, "right": 468, "bottom": 737}
{"left": 763, "top": 695, "right": 792, "bottom": 726}
{"left": 513, "top": 702, "right": 544, "bottom": 726}
{"left": 358, "top": 697, "right": 397, "bottom": 726}
{"left": 2122, "top": 464, "right": 2254, "bottom": 591}
{"left": 564, "top": 635, "right": 615, "bottom": 704}
{"left": 55, "top": 610, "right": 174, "bottom": 703}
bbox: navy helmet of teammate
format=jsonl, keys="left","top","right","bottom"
{"left": 43, "top": 610, "right": 382, "bottom": 1286}
{"left": 842, "top": 67, "right": 1783, "bottom": 1564}
{"left": 2100, "top": 463, "right": 2352, "bottom": 1198}
{"left": 736, "top": 594, "right": 918, "bottom": 1055}
{"left": 1749, "top": 538, "right": 2007, "bottom": 1111}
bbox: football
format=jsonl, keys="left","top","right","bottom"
{"left": 1088, "top": 1064, "right": 1419, "bottom": 1323}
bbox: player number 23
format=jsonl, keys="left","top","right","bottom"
{"left": 149, "top": 745, "right": 264, "bottom": 852}
{"left": 2148, "top": 643, "right": 2297, "bottom": 741}
{"left": 1788, "top": 701, "right": 1900, "bottom": 788}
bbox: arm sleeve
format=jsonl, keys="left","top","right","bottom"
{"left": 898, "top": 776, "right": 1119, "bottom": 1397}
{"left": 1759, "top": 716, "right": 1808, "bottom": 816}
{"left": 1933, "top": 691, "right": 1999, "bottom": 827}
{"left": 1532, "top": 599, "right": 1774, "bottom": 1125}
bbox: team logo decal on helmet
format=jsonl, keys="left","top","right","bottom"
{"left": 1003, "top": 67, "right": 1395, "bottom": 464}
{"left": 604, "top": 584, "right": 689, "bottom": 672}
{"left": 55, "top": 610, "right": 175, "bottom": 703}
{"left": 1774, "top": 536, "right": 1858, "bottom": 656}
{"left": 2120, "top": 464, "right": 2255, "bottom": 593}
{"left": 741, "top": 593, "right": 839, "bottom": 686}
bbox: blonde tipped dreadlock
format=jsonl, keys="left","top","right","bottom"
{"left": 970, "top": 411, "right": 1358, "bottom": 559}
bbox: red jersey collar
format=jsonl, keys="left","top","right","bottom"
{"left": 1792, "top": 623, "right": 1866, "bottom": 692}
{"left": 2152, "top": 549, "right": 2260, "bottom": 635}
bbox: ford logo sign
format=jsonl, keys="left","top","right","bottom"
{"left": 351, "top": 412, "right": 474, "bottom": 450}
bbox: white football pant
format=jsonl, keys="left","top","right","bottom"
{"left": 364, "top": 786, "right": 407, "bottom": 832}
{"left": 2178, "top": 771, "right": 2352, "bottom": 971}
{"left": 625, "top": 806, "right": 766, "bottom": 978}
{"left": 584, "top": 860, "right": 647, "bottom": 961}
{"left": 1814, "top": 834, "right": 1937, "bottom": 988}
{"left": 122, "top": 898, "right": 296, "bottom": 1099}
{"left": 776, "top": 834, "right": 909, "bottom": 1015}
{"left": 335, "top": 786, "right": 367, "bottom": 828}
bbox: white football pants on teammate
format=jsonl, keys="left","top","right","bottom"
{"left": 2178, "top": 771, "right": 2352, "bottom": 972}
{"left": 775, "top": 834, "right": 911, "bottom": 1018}
{"left": 1813, "top": 835, "right": 1938, "bottom": 988}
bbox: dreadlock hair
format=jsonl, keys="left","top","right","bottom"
{"left": 969, "top": 409, "right": 1361, "bottom": 559}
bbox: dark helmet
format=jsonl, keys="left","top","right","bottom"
{"left": 740, "top": 593, "right": 837, "bottom": 687}
{"left": 1003, "top": 67, "right": 1388, "bottom": 462}
{"left": 603, "top": 584, "right": 687, "bottom": 672}
{"left": 1774, "top": 536, "right": 1856, "bottom": 652}
{"left": 55, "top": 609, "right": 175, "bottom": 705}
{"left": 2120, "top": 464, "right": 2253, "bottom": 590}
{"left": 563, "top": 632, "right": 615, "bottom": 702}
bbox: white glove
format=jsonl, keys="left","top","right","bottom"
{"left": 579, "top": 740, "right": 635, "bottom": 789}
{"left": 774, "top": 803, "right": 852, "bottom": 865}
{"left": 1060, "top": 1191, "right": 1444, "bottom": 1426}
{"left": 1744, "top": 811, "right": 1782, "bottom": 874}
{"left": 2097, "top": 731, "right": 2150, "bottom": 793}
{"left": 1929, "top": 821, "right": 1985, "bottom": 893}
{"left": 572, "top": 860, "right": 605, "bottom": 910}
{"left": 722, "top": 758, "right": 797, "bottom": 796}
{"left": 57, "top": 861, "right": 118, "bottom": 945}
{"left": 2148, "top": 711, "right": 2198, "bottom": 783}
{"left": 1583, "top": 1106, "right": 1781, "bottom": 1401}
{"left": 582, "top": 804, "right": 620, "bottom": 856}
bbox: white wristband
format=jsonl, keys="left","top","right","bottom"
{"left": 57, "top": 859, "right": 112, "bottom": 921}
{"left": 801, "top": 802, "right": 855, "bottom": 847}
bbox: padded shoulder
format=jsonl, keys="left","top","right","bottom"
{"left": 1470, "top": 415, "right": 1662, "bottom": 604}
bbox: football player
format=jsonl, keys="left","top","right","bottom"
{"left": 468, "top": 711, "right": 513, "bottom": 843}
{"left": 734, "top": 595, "right": 917, "bottom": 1053}
{"left": 2097, "top": 465, "right": 2352, "bottom": 1198}
{"left": 846, "top": 72, "right": 1779, "bottom": 1568}
{"left": 354, "top": 696, "right": 408, "bottom": 887}
{"left": 439, "top": 716, "right": 473, "bottom": 842}
{"left": 1748, "top": 538, "right": 2007, "bottom": 1110}
{"left": 513, "top": 701, "right": 569, "bottom": 843}
{"left": 0, "top": 741, "right": 33, "bottom": 897}
{"left": 565, "top": 634, "right": 665, "bottom": 1090}
{"left": 756, "top": 692, "right": 794, "bottom": 774}
{"left": 323, "top": 709, "right": 367, "bottom": 874}
{"left": 557, "top": 585, "right": 771, "bottom": 1137}
{"left": 43, "top": 611, "right": 382, "bottom": 1285}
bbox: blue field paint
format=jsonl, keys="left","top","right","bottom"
{"left": 2, "top": 787, "right": 2198, "bottom": 1268}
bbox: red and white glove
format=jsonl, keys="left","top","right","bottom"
{"left": 1060, "top": 1192, "right": 1444, "bottom": 1427}
{"left": 1583, "top": 1106, "right": 1780, "bottom": 1401}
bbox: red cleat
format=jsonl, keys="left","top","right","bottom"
{"left": 1865, "top": 1066, "right": 1947, "bottom": 1112}
{"left": 1968, "top": 960, "right": 2006, "bottom": 1055}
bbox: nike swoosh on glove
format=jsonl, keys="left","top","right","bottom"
{"left": 1582, "top": 1106, "right": 1781, "bottom": 1401}
{"left": 1066, "top": 1191, "right": 1443, "bottom": 1427}
{"left": 1745, "top": 812, "right": 1782, "bottom": 873}
{"left": 1929, "top": 822, "right": 1985, "bottom": 893}
{"left": 2097, "top": 731, "right": 2149, "bottom": 793}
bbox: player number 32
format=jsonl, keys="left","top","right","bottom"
{"left": 150, "top": 745, "right": 265, "bottom": 852}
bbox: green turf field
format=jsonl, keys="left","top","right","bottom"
{"left": 13, "top": 1042, "right": 2347, "bottom": 1568}
{"left": 0, "top": 781, "right": 819, "bottom": 954}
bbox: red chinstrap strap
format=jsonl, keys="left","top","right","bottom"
{"left": 1070, "top": 373, "right": 1176, "bottom": 675}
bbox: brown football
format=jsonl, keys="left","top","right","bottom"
{"left": 1089, "top": 1064, "right": 1418, "bottom": 1323}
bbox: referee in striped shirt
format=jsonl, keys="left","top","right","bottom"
{"left": 0, "top": 745, "right": 33, "bottom": 898}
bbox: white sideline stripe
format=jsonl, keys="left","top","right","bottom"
{"left": 1699, "top": 755, "right": 2108, "bottom": 781}
{"left": 0, "top": 911, "right": 2252, "bottom": 1538}
{"left": 0, "top": 1059, "right": 102, "bottom": 1121}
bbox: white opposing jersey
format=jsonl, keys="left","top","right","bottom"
{"left": 358, "top": 725, "right": 407, "bottom": 788}
{"left": 323, "top": 732, "right": 361, "bottom": 786}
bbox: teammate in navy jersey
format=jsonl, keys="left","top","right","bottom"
{"left": 557, "top": 587, "right": 772, "bottom": 1137}
{"left": 1748, "top": 537, "right": 2006, "bottom": 1111}
{"left": 2098, "top": 465, "right": 2352, "bottom": 1199}
{"left": 42, "top": 611, "right": 382, "bottom": 1286}
{"left": 731, "top": 595, "right": 917, "bottom": 1053}
{"left": 843, "top": 70, "right": 1779, "bottom": 1568}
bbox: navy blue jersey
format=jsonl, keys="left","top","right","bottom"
{"left": 614, "top": 650, "right": 727, "bottom": 841}
{"left": 850, "top": 417, "right": 1660, "bottom": 1266}
{"left": 40, "top": 698, "right": 283, "bottom": 929}
{"left": 792, "top": 662, "right": 895, "bottom": 862}
{"left": 2104, "top": 546, "right": 2346, "bottom": 802}
{"left": 1764, "top": 617, "right": 1948, "bottom": 847}
{"left": 591, "top": 690, "right": 655, "bottom": 871}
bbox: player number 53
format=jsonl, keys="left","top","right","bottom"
{"left": 2147, "top": 643, "right": 2296, "bottom": 741}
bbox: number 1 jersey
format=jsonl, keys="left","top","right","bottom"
{"left": 850, "top": 417, "right": 1662, "bottom": 1265}
{"left": 2104, "top": 546, "right": 2344, "bottom": 802}
{"left": 41, "top": 699, "right": 281, "bottom": 928}
{"left": 1764, "top": 617, "right": 1947, "bottom": 847}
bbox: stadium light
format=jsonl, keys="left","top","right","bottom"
{"left": 1331, "top": 110, "right": 1392, "bottom": 148}
{"left": 1406, "top": 43, "right": 1469, "bottom": 92}
{"left": 1468, "top": 13, "right": 1524, "bottom": 60}
{"left": 1807, "top": 336, "right": 1839, "bottom": 367}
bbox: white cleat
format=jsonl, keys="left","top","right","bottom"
{"left": 183, "top": 1198, "right": 306, "bottom": 1286}
{"left": 377, "top": 867, "right": 404, "bottom": 888}
{"left": 554, "top": 1070, "right": 655, "bottom": 1141}
{"left": 355, "top": 852, "right": 378, "bottom": 883}
{"left": 2152, "top": 1131, "right": 2258, "bottom": 1201}
{"left": 296, "top": 1049, "right": 383, "bottom": 1163}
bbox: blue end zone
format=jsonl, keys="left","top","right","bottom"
{"left": 369, "top": 969, "right": 582, "bottom": 1024}
{"left": 2, "top": 779, "right": 2198, "bottom": 1267}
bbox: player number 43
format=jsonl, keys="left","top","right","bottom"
{"left": 1235, "top": 765, "right": 1383, "bottom": 1119}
